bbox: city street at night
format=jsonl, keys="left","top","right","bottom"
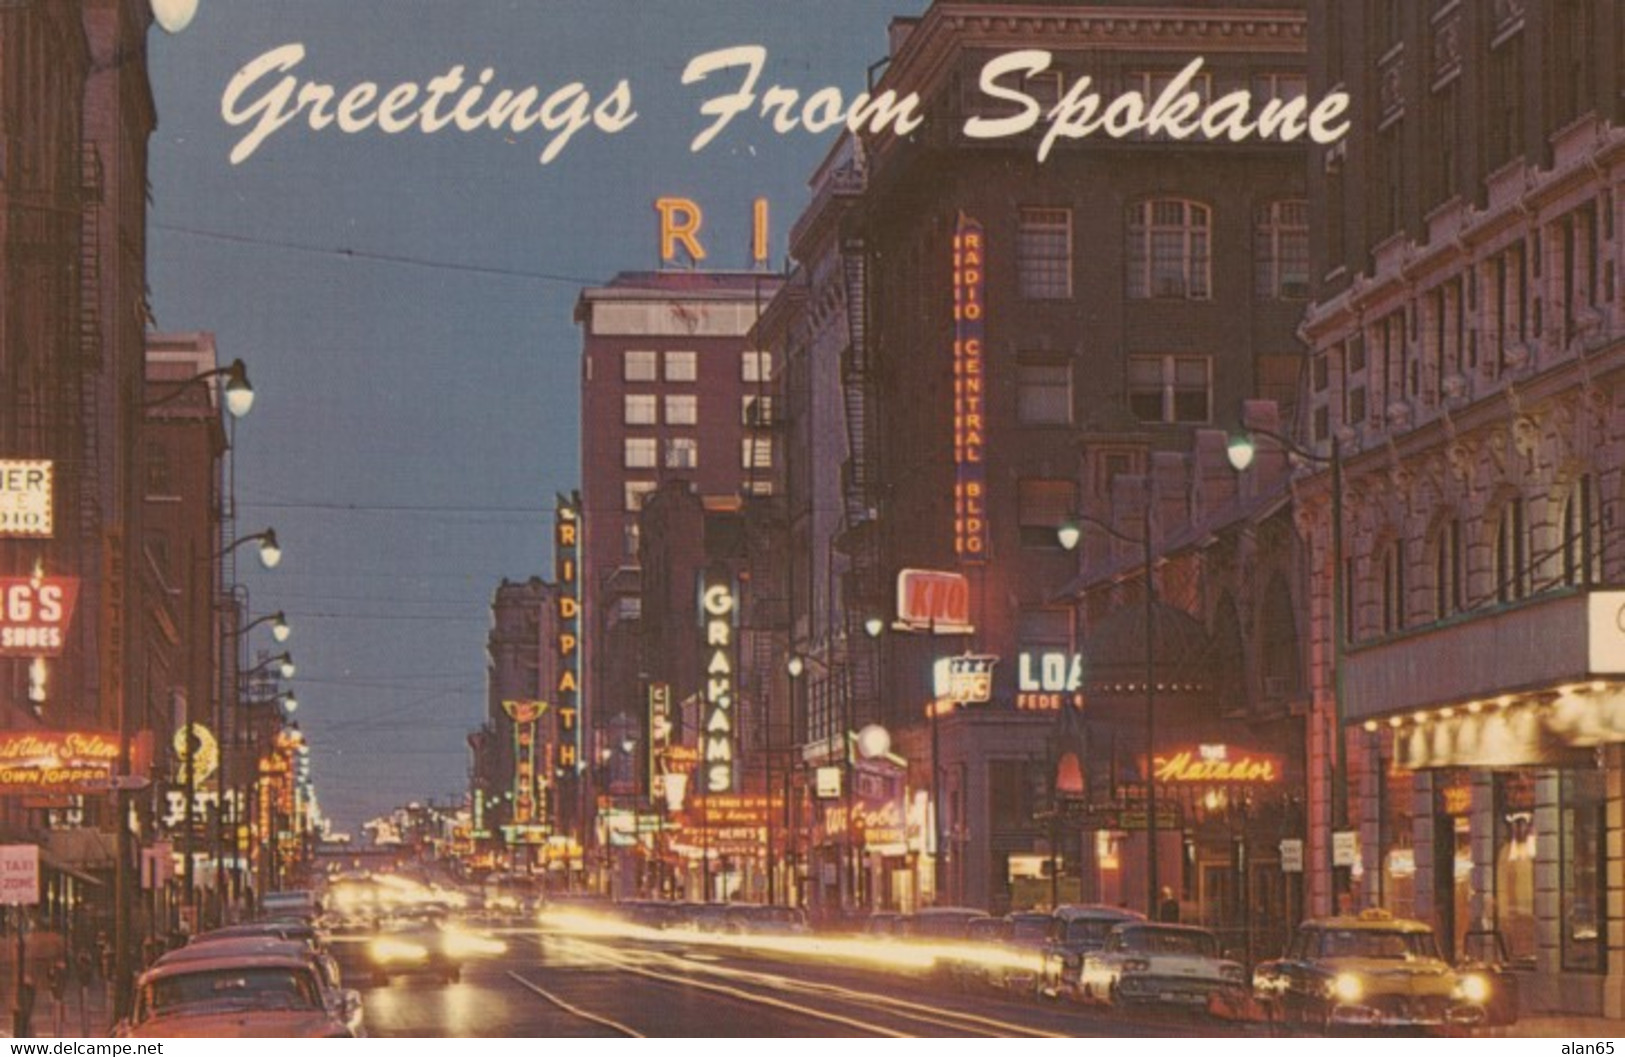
{"left": 3, "top": 0, "right": 1624, "bottom": 1039}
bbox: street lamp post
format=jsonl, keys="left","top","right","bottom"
{"left": 1227, "top": 424, "right": 1348, "bottom": 910}
{"left": 1058, "top": 488, "right": 1159, "bottom": 919}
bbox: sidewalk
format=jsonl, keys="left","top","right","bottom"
{"left": 1496, "top": 1016, "right": 1625, "bottom": 1038}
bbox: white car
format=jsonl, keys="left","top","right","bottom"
{"left": 1076, "top": 923, "right": 1246, "bottom": 1013}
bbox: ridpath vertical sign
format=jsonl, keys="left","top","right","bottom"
{"left": 554, "top": 492, "right": 582, "bottom": 839}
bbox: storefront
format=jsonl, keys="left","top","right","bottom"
{"left": 1345, "top": 588, "right": 1625, "bottom": 1017}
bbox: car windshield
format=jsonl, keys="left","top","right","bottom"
{"left": 1062, "top": 919, "right": 1119, "bottom": 945}
{"left": 1009, "top": 917, "right": 1050, "bottom": 941}
{"left": 1320, "top": 929, "right": 1440, "bottom": 960}
{"left": 1117, "top": 928, "right": 1218, "bottom": 958}
{"left": 138, "top": 968, "right": 322, "bottom": 1020}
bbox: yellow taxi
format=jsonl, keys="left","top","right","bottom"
{"left": 1251, "top": 908, "right": 1494, "bottom": 1032}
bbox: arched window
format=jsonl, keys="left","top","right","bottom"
{"left": 1381, "top": 537, "right": 1407, "bottom": 634}
{"left": 1127, "top": 199, "right": 1211, "bottom": 299}
{"left": 1495, "top": 497, "right": 1529, "bottom": 603}
{"left": 1562, "top": 474, "right": 1601, "bottom": 587}
{"left": 1433, "top": 516, "right": 1464, "bottom": 619}
{"left": 1254, "top": 200, "right": 1309, "bottom": 299}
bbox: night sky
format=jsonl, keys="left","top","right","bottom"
{"left": 145, "top": 0, "right": 925, "bottom": 833}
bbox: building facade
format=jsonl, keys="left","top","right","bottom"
{"left": 807, "top": 1, "right": 1311, "bottom": 914}
{"left": 1301, "top": 0, "right": 1625, "bottom": 1018}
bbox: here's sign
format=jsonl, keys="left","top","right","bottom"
{"left": 0, "top": 461, "right": 52, "bottom": 538}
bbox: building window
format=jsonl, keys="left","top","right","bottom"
{"left": 1017, "top": 207, "right": 1072, "bottom": 300}
{"left": 1491, "top": 772, "right": 1537, "bottom": 966}
{"left": 1129, "top": 69, "right": 1211, "bottom": 140}
{"left": 1433, "top": 517, "right": 1463, "bottom": 619}
{"left": 1563, "top": 474, "right": 1601, "bottom": 587}
{"left": 1128, "top": 355, "right": 1210, "bottom": 424}
{"left": 1560, "top": 766, "right": 1606, "bottom": 973}
{"left": 742, "top": 395, "right": 773, "bottom": 427}
{"left": 624, "top": 394, "right": 657, "bottom": 425}
{"left": 624, "top": 522, "right": 641, "bottom": 559}
{"left": 1251, "top": 71, "right": 1306, "bottom": 105}
{"left": 623, "top": 350, "right": 657, "bottom": 381}
{"left": 1381, "top": 538, "right": 1406, "bottom": 635}
{"left": 1488, "top": 37, "right": 1523, "bottom": 170}
{"left": 1254, "top": 200, "right": 1309, "bottom": 299}
{"left": 1017, "top": 478, "right": 1076, "bottom": 548}
{"left": 1493, "top": 241, "right": 1528, "bottom": 374}
{"left": 1017, "top": 361, "right": 1072, "bottom": 425}
{"left": 664, "top": 350, "right": 697, "bottom": 382}
{"left": 1091, "top": 448, "right": 1138, "bottom": 499}
{"left": 665, "top": 394, "right": 697, "bottom": 425}
{"left": 742, "top": 350, "right": 772, "bottom": 383}
{"left": 665, "top": 437, "right": 698, "bottom": 470}
{"left": 741, "top": 437, "right": 773, "bottom": 470}
{"left": 1127, "top": 199, "right": 1211, "bottom": 300}
{"left": 623, "top": 437, "right": 656, "bottom": 469}
{"left": 624, "top": 481, "right": 656, "bottom": 513}
{"left": 1494, "top": 497, "right": 1528, "bottom": 603}
{"left": 145, "top": 446, "right": 172, "bottom": 495}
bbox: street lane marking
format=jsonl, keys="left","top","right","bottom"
{"left": 507, "top": 971, "right": 645, "bottom": 1037}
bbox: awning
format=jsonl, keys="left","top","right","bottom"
{"left": 41, "top": 828, "right": 117, "bottom": 883}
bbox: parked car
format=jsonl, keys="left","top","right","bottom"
{"left": 945, "top": 916, "right": 1012, "bottom": 992}
{"left": 157, "top": 937, "right": 362, "bottom": 1036}
{"left": 1039, "top": 904, "right": 1146, "bottom": 999}
{"left": 900, "top": 906, "right": 992, "bottom": 942}
{"left": 1252, "top": 908, "right": 1494, "bottom": 1031}
{"left": 1456, "top": 929, "right": 1521, "bottom": 1028}
{"left": 116, "top": 951, "right": 353, "bottom": 1037}
{"left": 188, "top": 920, "right": 324, "bottom": 951}
{"left": 1075, "top": 922, "right": 1247, "bottom": 1013}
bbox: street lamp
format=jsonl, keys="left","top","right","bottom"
{"left": 143, "top": 358, "right": 253, "bottom": 419}
{"left": 228, "top": 610, "right": 290, "bottom": 644}
{"left": 1057, "top": 491, "right": 1160, "bottom": 920}
{"left": 217, "top": 528, "right": 281, "bottom": 570}
{"left": 1227, "top": 423, "right": 1349, "bottom": 909}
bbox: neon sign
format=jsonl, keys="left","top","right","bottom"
{"left": 895, "top": 568, "right": 973, "bottom": 633}
{"left": 700, "top": 573, "right": 737, "bottom": 793}
{"left": 953, "top": 214, "right": 987, "bottom": 563}
{"left": 0, "top": 576, "right": 79, "bottom": 656}
{"left": 655, "top": 196, "right": 771, "bottom": 267}
{"left": 554, "top": 493, "right": 581, "bottom": 786}
{"left": 1153, "top": 744, "right": 1281, "bottom": 783}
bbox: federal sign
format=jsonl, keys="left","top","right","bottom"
{"left": 0, "top": 461, "right": 52, "bottom": 538}
{"left": 0, "top": 845, "right": 39, "bottom": 905}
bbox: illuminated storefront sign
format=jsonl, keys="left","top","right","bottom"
{"left": 0, "top": 461, "right": 52, "bottom": 538}
{"left": 1017, "top": 650, "right": 1084, "bottom": 711}
{"left": 814, "top": 766, "right": 842, "bottom": 799}
{"left": 931, "top": 654, "right": 998, "bottom": 705}
{"left": 648, "top": 682, "right": 672, "bottom": 806}
{"left": 952, "top": 213, "right": 987, "bottom": 563}
{"left": 1153, "top": 744, "right": 1281, "bottom": 783}
{"left": 0, "top": 576, "right": 79, "bottom": 657}
{"left": 700, "top": 572, "right": 737, "bottom": 793}
{"left": 554, "top": 493, "right": 581, "bottom": 789}
{"left": 0, "top": 731, "right": 119, "bottom": 794}
{"left": 501, "top": 824, "right": 551, "bottom": 846}
{"left": 895, "top": 569, "right": 973, "bottom": 633}
{"left": 503, "top": 699, "right": 547, "bottom": 823}
{"left": 173, "top": 722, "right": 219, "bottom": 786}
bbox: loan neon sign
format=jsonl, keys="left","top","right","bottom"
{"left": 700, "top": 574, "right": 737, "bottom": 793}
{"left": 953, "top": 214, "right": 987, "bottom": 563}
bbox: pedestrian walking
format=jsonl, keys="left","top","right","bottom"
{"left": 46, "top": 961, "right": 66, "bottom": 1037}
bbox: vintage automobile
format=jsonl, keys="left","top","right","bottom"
{"left": 159, "top": 936, "right": 363, "bottom": 1036}
{"left": 1038, "top": 904, "right": 1146, "bottom": 999}
{"left": 117, "top": 951, "right": 354, "bottom": 1038}
{"left": 1252, "top": 908, "right": 1495, "bottom": 1031}
{"left": 1075, "top": 922, "right": 1247, "bottom": 1012}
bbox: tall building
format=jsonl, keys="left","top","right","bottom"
{"left": 1302, "top": 0, "right": 1624, "bottom": 1017}
{"left": 769, "top": 1, "right": 1311, "bottom": 914}
{"left": 574, "top": 270, "right": 782, "bottom": 813}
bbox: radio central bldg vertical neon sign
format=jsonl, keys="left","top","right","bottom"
{"left": 554, "top": 492, "right": 582, "bottom": 828}
{"left": 953, "top": 214, "right": 987, "bottom": 564}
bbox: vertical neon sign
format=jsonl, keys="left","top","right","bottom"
{"left": 700, "top": 570, "right": 737, "bottom": 794}
{"left": 953, "top": 214, "right": 987, "bottom": 563}
{"left": 554, "top": 492, "right": 582, "bottom": 824}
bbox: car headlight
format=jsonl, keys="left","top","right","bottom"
{"left": 1122, "top": 958, "right": 1151, "bottom": 974}
{"left": 443, "top": 928, "right": 507, "bottom": 958}
{"left": 370, "top": 937, "right": 428, "bottom": 963}
{"left": 1455, "top": 973, "right": 1491, "bottom": 1004}
{"left": 1331, "top": 972, "right": 1363, "bottom": 1003}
